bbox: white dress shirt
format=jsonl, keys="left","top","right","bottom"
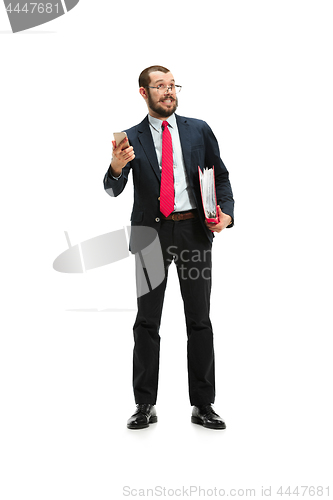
{"left": 148, "top": 113, "right": 196, "bottom": 212}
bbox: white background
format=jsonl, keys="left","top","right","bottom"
{"left": 1, "top": 1, "right": 332, "bottom": 498}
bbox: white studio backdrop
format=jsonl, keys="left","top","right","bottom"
{"left": 1, "top": 1, "right": 332, "bottom": 499}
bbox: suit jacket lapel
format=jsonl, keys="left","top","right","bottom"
{"left": 175, "top": 114, "right": 192, "bottom": 177}
{"left": 138, "top": 116, "right": 161, "bottom": 181}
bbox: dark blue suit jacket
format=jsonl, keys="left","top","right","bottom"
{"left": 104, "top": 114, "right": 234, "bottom": 243}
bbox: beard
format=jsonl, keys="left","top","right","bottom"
{"left": 147, "top": 91, "right": 178, "bottom": 118}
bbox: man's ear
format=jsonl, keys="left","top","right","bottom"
{"left": 139, "top": 87, "right": 148, "bottom": 101}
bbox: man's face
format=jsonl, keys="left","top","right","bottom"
{"left": 143, "top": 71, "right": 178, "bottom": 119}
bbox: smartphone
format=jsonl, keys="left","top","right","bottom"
{"left": 113, "top": 132, "right": 129, "bottom": 149}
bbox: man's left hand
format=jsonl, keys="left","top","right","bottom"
{"left": 205, "top": 206, "right": 232, "bottom": 233}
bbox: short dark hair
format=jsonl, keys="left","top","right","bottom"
{"left": 139, "top": 65, "right": 170, "bottom": 88}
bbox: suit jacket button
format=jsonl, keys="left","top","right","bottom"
{"left": 155, "top": 217, "right": 160, "bottom": 222}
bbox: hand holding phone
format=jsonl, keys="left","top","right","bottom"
{"left": 113, "top": 132, "right": 130, "bottom": 149}
{"left": 111, "top": 131, "right": 135, "bottom": 176}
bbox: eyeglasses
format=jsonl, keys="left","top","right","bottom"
{"left": 146, "top": 84, "right": 182, "bottom": 94}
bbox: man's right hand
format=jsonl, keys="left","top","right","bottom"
{"left": 110, "top": 137, "right": 135, "bottom": 176}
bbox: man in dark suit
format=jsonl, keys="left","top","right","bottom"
{"left": 103, "top": 65, "right": 234, "bottom": 430}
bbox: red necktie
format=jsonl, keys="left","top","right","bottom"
{"left": 160, "top": 121, "right": 174, "bottom": 217}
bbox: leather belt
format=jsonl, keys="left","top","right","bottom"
{"left": 161, "top": 211, "right": 197, "bottom": 221}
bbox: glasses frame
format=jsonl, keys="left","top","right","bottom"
{"left": 146, "top": 84, "right": 182, "bottom": 94}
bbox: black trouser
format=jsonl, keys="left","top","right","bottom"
{"left": 132, "top": 215, "right": 215, "bottom": 406}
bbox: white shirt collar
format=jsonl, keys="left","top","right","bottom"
{"left": 148, "top": 113, "right": 176, "bottom": 133}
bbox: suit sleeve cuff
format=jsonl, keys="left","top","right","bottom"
{"left": 108, "top": 165, "right": 122, "bottom": 180}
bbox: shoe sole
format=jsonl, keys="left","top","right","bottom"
{"left": 127, "top": 416, "right": 158, "bottom": 430}
{"left": 191, "top": 416, "right": 226, "bottom": 430}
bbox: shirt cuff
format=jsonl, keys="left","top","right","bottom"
{"left": 108, "top": 166, "right": 122, "bottom": 180}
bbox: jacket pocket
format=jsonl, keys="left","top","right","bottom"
{"left": 191, "top": 144, "right": 204, "bottom": 151}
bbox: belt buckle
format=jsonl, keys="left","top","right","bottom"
{"left": 172, "top": 213, "right": 181, "bottom": 221}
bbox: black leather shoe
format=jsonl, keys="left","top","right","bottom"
{"left": 127, "top": 404, "right": 157, "bottom": 429}
{"left": 191, "top": 405, "right": 226, "bottom": 429}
